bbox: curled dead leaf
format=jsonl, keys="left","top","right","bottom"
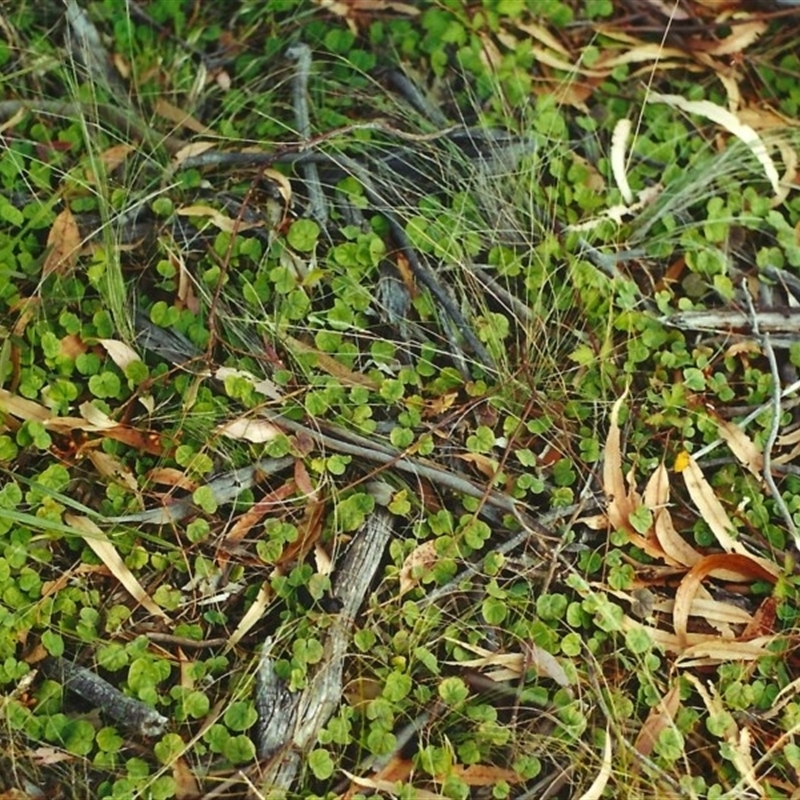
{"left": 43, "top": 207, "right": 81, "bottom": 277}
{"left": 673, "top": 553, "right": 778, "bottom": 647}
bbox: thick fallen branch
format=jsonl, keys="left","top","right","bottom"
{"left": 40, "top": 656, "right": 168, "bottom": 738}
{"left": 255, "top": 507, "right": 394, "bottom": 791}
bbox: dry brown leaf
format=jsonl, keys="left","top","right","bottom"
{"left": 263, "top": 167, "right": 293, "bottom": 210}
{"left": 43, "top": 403, "right": 165, "bottom": 456}
{"left": 742, "top": 597, "right": 777, "bottom": 639}
{"left": 85, "top": 449, "right": 139, "bottom": 493}
{"left": 444, "top": 639, "right": 570, "bottom": 687}
{"left": 738, "top": 104, "right": 800, "bottom": 132}
{"left": 0, "top": 388, "right": 51, "bottom": 421}
{"left": 399, "top": 540, "right": 438, "bottom": 596}
{"left": 283, "top": 334, "right": 379, "bottom": 390}
{"left": 226, "top": 582, "right": 271, "bottom": 650}
{"left": 215, "top": 416, "right": 282, "bottom": 443}
{"left": 447, "top": 647, "right": 523, "bottom": 682}
{"left": 603, "top": 389, "right": 634, "bottom": 532}
{"left": 678, "top": 454, "right": 779, "bottom": 576}
{"left": 146, "top": 467, "right": 198, "bottom": 492}
{"left": 29, "top": 747, "right": 74, "bottom": 767}
{"left": 172, "top": 754, "right": 201, "bottom": 800}
{"left": 714, "top": 416, "right": 763, "bottom": 477}
{"left": 154, "top": 97, "right": 215, "bottom": 135}
{"left": 529, "top": 45, "right": 607, "bottom": 78}
{"left": 214, "top": 366, "right": 283, "bottom": 401}
{"left": 450, "top": 764, "right": 525, "bottom": 786}
{"left": 622, "top": 614, "right": 773, "bottom": 660}
{"left": 59, "top": 333, "right": 87, "bottom": 359}
{"left": 85, "top": 144, "right": 136, "bottom": 184}
{"left": 611, "top": 118, "right": 633, "bottom": 204}
{"left": 223, "top": 481, "right": 296, "bottom": 549}
{"left": 682, "top": 673, "right": 763, "bottom": 794}
{"left": 597, "top": 42, "right": 687, "bottom": 69}
{"left": 513, "top": 19, "right": 572, "bottom": 55}
{"left": 773, "top": 136, "right": 797, "bottom": 206}
{"left": 170, "top": 246, "right": 199, "bottom": 313}
{"left": 479, "top": 30, "right": 504, "bottom": 72}
{"left": 66, "top": 513, "right": 169, "bottom": 621}
{"left": 0, "top": 106, "right": 27, "bottom": 134}
{"left": 340, "top": 767, "right": 442, "bottom": 800}
{"left": 172, "top": 140, "right": 216, "bottom": 167}
{"left": 703, "top": 20, "right": 767, "bottom": 57}
{"left": 634, "top": 683, "right": 681, "bottom": 761}
{"left": 646, "top": 463, "right": 703, "bottom": 567}
{"left": 523, "top": 641, "right": 571, "bottom": 688}
{"left": 455, "top": 451, "right": 499, "bottom": 479}
{"left": 98, "top": 338, "right": 142, "bottom": 371}
{"left": 98, "top": 143, "right": 135, "bottom": 172}
{"left": 673, "top": 553, "right": 778, "bottom": 646}
{"left": 277, "top": 495, "right": 326, "bottom": 569}
{"left": 43, "top": 207, "right": 81, "bottom": 277}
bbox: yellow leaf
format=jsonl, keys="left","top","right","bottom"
{"left": 674, "top": 450, "right": 691, "bottom": 472}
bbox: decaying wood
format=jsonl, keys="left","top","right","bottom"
{"left": 40, "top": 656, "right": 168, "bottom": 737}
{"left": 255, "top": 508, "right": 394, "bottom": 793}
{"left": 661, "top": 308, "right": 800, "bottom": 334}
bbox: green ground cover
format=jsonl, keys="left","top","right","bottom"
{"left": 2, "top": 1, "right": 800, "bottom": 798}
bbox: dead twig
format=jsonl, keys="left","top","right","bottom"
{"left": 286, "top": 44, "right": 328, "bottom": 227}
{"left": 744, "top": 285, "right": 799, "bottom": 546}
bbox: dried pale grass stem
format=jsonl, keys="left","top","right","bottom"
{"left": 744, "top": 285, "right": 800, "bottom": 546}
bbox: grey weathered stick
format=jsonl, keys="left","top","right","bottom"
{"left": 256, "top": 509, "right": 394, "bottom": 791}
{"left": 41, "top": 656, "right": 168, "bottom": 737}
{"left": 286, "top": 44, "right": 328, "bottom": 226}
{"left": 258, "top": 409, "right": 559, "bottom": 543}
{"left": 0, "top": 100, "right": 185, "bottom": 155}
{"left": 744, "top": 287, "right": 799, "bottom": 544}
{"left": 107, "top": 456, "right": 294, "bottom": 525}
{"left": 661, "top": 308, "right": 800, "bottom": 334}
{"left": 64, "top": 0, "right": 128, "bottom": 97}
